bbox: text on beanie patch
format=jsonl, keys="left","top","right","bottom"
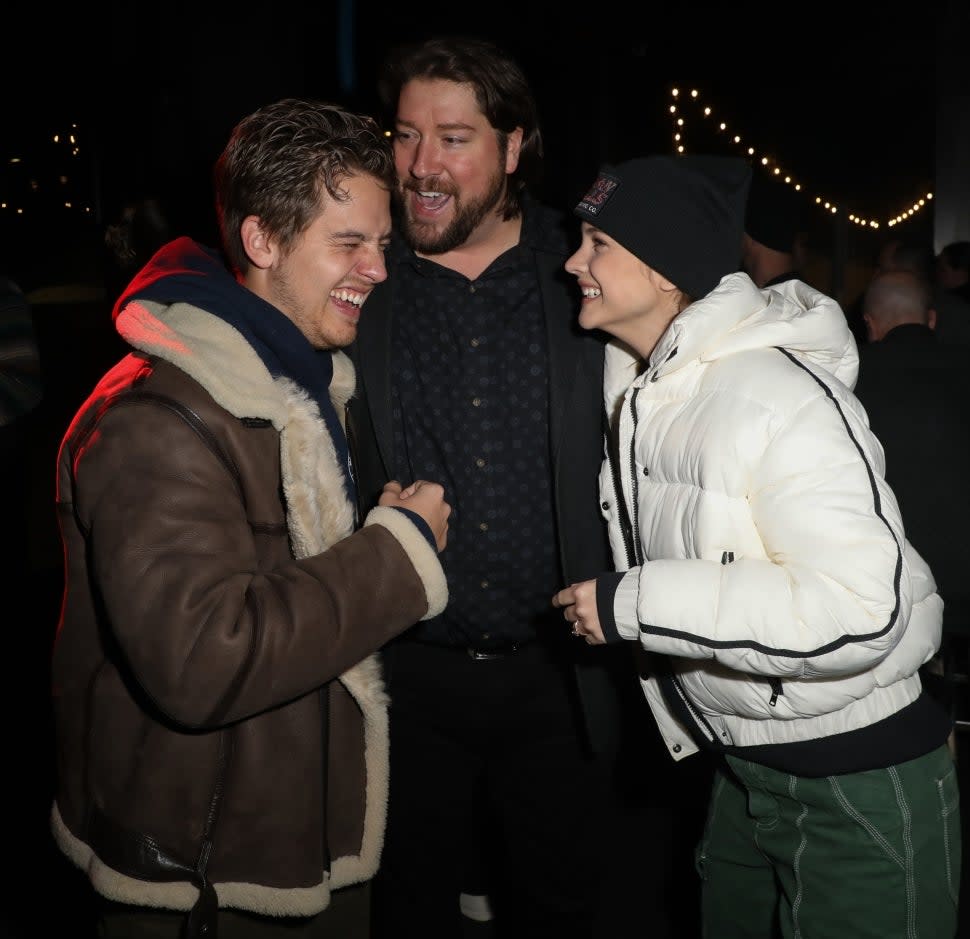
{"left": 577, "top": 174, "right": 619, "bottom": 216}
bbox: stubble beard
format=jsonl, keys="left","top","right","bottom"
{"left": 397, "top": 165, "right": 508, "bottom": 256}
{"left": 272, "top": 266, "right": 352, "bottom": 351}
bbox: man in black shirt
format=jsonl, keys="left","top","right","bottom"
{"left": 348, "top": 36, "right": 638, "bottom": 939}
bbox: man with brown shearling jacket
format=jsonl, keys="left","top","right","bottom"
{"left": 49, "top": 99, "right": 451, "bottom": 939}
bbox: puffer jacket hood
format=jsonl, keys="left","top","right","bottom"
{"left": 664, "top": 273, "right": 857, "bottom": 380}
{"left": 605, "top": 273, "right": 858, "bottom": 422}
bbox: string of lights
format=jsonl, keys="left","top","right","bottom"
{"left": 668, "top": 86, "right": 933, "bottom": 230}
{"left": 4, "top": 93, "right": 936, "bottom": 234}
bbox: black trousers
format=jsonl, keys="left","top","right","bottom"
{"left": 370, "top": 639, "right": 609, "bottom": 939}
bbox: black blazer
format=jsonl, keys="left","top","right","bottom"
{"left": 347, "top": 199, "right": 637, "bottom": 757}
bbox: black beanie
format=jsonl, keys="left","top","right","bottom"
{"left": 574, "top": 155, "right": 751, "bottom": 299}
{"left": 745, "top": 171, "right": 803, "bottom": 254}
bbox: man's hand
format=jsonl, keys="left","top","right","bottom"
{"left": 380, "top": 480, "right": 451, "bottom": 552}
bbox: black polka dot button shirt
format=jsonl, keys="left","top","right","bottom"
{"left": 389, "top": 241, "right": 559, "bottom": 649}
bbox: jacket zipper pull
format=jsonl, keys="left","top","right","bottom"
{"left": 768, "top": 678, "right": 783, "bottom": 707}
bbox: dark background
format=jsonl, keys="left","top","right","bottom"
{"left": 3, "top": 4, "right": 967, "bottom": 936}
{"left": 3, "top": 0, "right": 948, "bottom": 290}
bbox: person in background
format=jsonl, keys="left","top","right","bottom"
{"left": 874, "top": 232, "right": 970, "bottom": 345}
{"left": 0, "top": 272, "right": 44, "bottom": 585}
{"left": 0, "top": 273, "right": 43, "bottom": 427}
{"left": 740, "top": 170, "right": 806, "bottom": 288}
{"left": 555, "top": 154, "right": 959, "bottom": 938}
{"left": 937, "top": 239, "right": 970, "bottom": 304}
{"left": 103, "top": 194, "right": 174, "bottom": 305}
{"left": 49, "top": 98, "right": 451, "bottom": 939}
{"left": 859, "top": 268, "right": 941, "bottom": 342}
{"left": 854, "top": 269, "right": 970, "bottom": 731}
{"left": 347, "top": 35, "right": 637, "bottom": 939}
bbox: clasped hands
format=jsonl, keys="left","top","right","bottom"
{"left": 379, "top": 480, "right": 451, "bottom": 552}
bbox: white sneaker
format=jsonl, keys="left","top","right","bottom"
{"left": 459, "top": 892, "right": 495, "bottom": 923}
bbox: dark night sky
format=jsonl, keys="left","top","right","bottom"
{"left": 4, "top": 1, "right": 949, "bottom": 269}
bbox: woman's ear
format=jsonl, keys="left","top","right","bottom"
{"left": 650, "top": 268, "right": 678, "bottom": 293}
{"left": 240, "top": 216, "right": 276, "bottom": 270}
{"left": 649, "top": 268, "right": 688, "bottom": 311}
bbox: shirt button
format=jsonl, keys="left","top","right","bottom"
{"left": 479, "top": 522, "right": 488, "bottom": 531}
{"left": 672, "top": 744, "right": 682, "bottom": 754}
{"left": 469, "top": 284, "right": 477, "bottom": 294}
{"left": 470, "top": 337, "right": 481, "bottom": 348}
{"left": 642, "top": 466, "right": 649, "bottom": 476}
{"left": 601, "top": 501, "right": 610, "bottom": 510}
{"left": 476, "top": 457, "right": 487, "bottom": 468}
{"left": 480, "top": 580, "right": 489, "bottom": 589}
{"left": 472, "top": 397, "right": 482, "bottom": 407}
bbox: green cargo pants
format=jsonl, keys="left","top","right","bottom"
{"left": 696, "top": 745, "right": 961, "bottom": 938}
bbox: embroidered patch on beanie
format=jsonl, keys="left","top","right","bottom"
{"left": 576, "top": 173, "right": 620, "bottom": 217}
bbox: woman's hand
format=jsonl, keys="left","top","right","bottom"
{"left": 552, "top": 579, "right": 605, "bottom": 645}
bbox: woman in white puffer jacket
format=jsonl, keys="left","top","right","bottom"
{"left": 553, "top": 155, "right": 960, "bottom": 939}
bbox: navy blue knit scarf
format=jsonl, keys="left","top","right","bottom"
{"left": 117, "top": 237, "right": 355, "bottom": 503}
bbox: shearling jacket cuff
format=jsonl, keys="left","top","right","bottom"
{"left": 364, "top": 506, "right": 448, "bottom": 619}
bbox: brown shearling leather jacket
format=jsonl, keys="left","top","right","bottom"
{"left": 50, "top": 295, "right": 447, "bottom": 933}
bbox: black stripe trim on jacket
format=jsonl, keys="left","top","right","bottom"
{"left": 627, "top": 386, "right": 644, "bottom": 566}
{"left": 605, "top": 407, "right": 637, "bottom": 571}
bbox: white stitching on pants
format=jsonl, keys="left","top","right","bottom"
{"left": 829, "top": 775, "right": 904, "bottom": 867}
{"left": 830, "top": 770, "right": 916, "bottom": 939}
{"left": 788, "top": 775, "right": 808, "bottom": 939}
{"left": 937, "top": 770, "right": 959, "bottom": 905}
{"left": 888, "top": 766, "right": 917, "bottom": 939}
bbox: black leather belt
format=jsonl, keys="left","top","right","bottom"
{"left": 465, "top": 640, "right": 531, "bottom": 660}
{"left": 403, "top": 637, "right": 535, "bottom": 661}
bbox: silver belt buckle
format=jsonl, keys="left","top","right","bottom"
{"left": 466, "top": 642, "right": 519, "bottom": 660}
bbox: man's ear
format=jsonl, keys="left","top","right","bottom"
{"left": 241, "top": 216, "right": 276, "bottom": 270}
{"left": 505, "top": 127, "right": 524, "bottom": 175}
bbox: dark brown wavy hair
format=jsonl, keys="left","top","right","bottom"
{"left": 378, "top": 36, "right": 544, "bottom": 220}
{"left": 214, "top": 98, "right": 395, "bottom": 275}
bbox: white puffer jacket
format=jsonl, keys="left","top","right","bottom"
{"left": 600, "top": 272, "right": 942, "bottom": 760}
